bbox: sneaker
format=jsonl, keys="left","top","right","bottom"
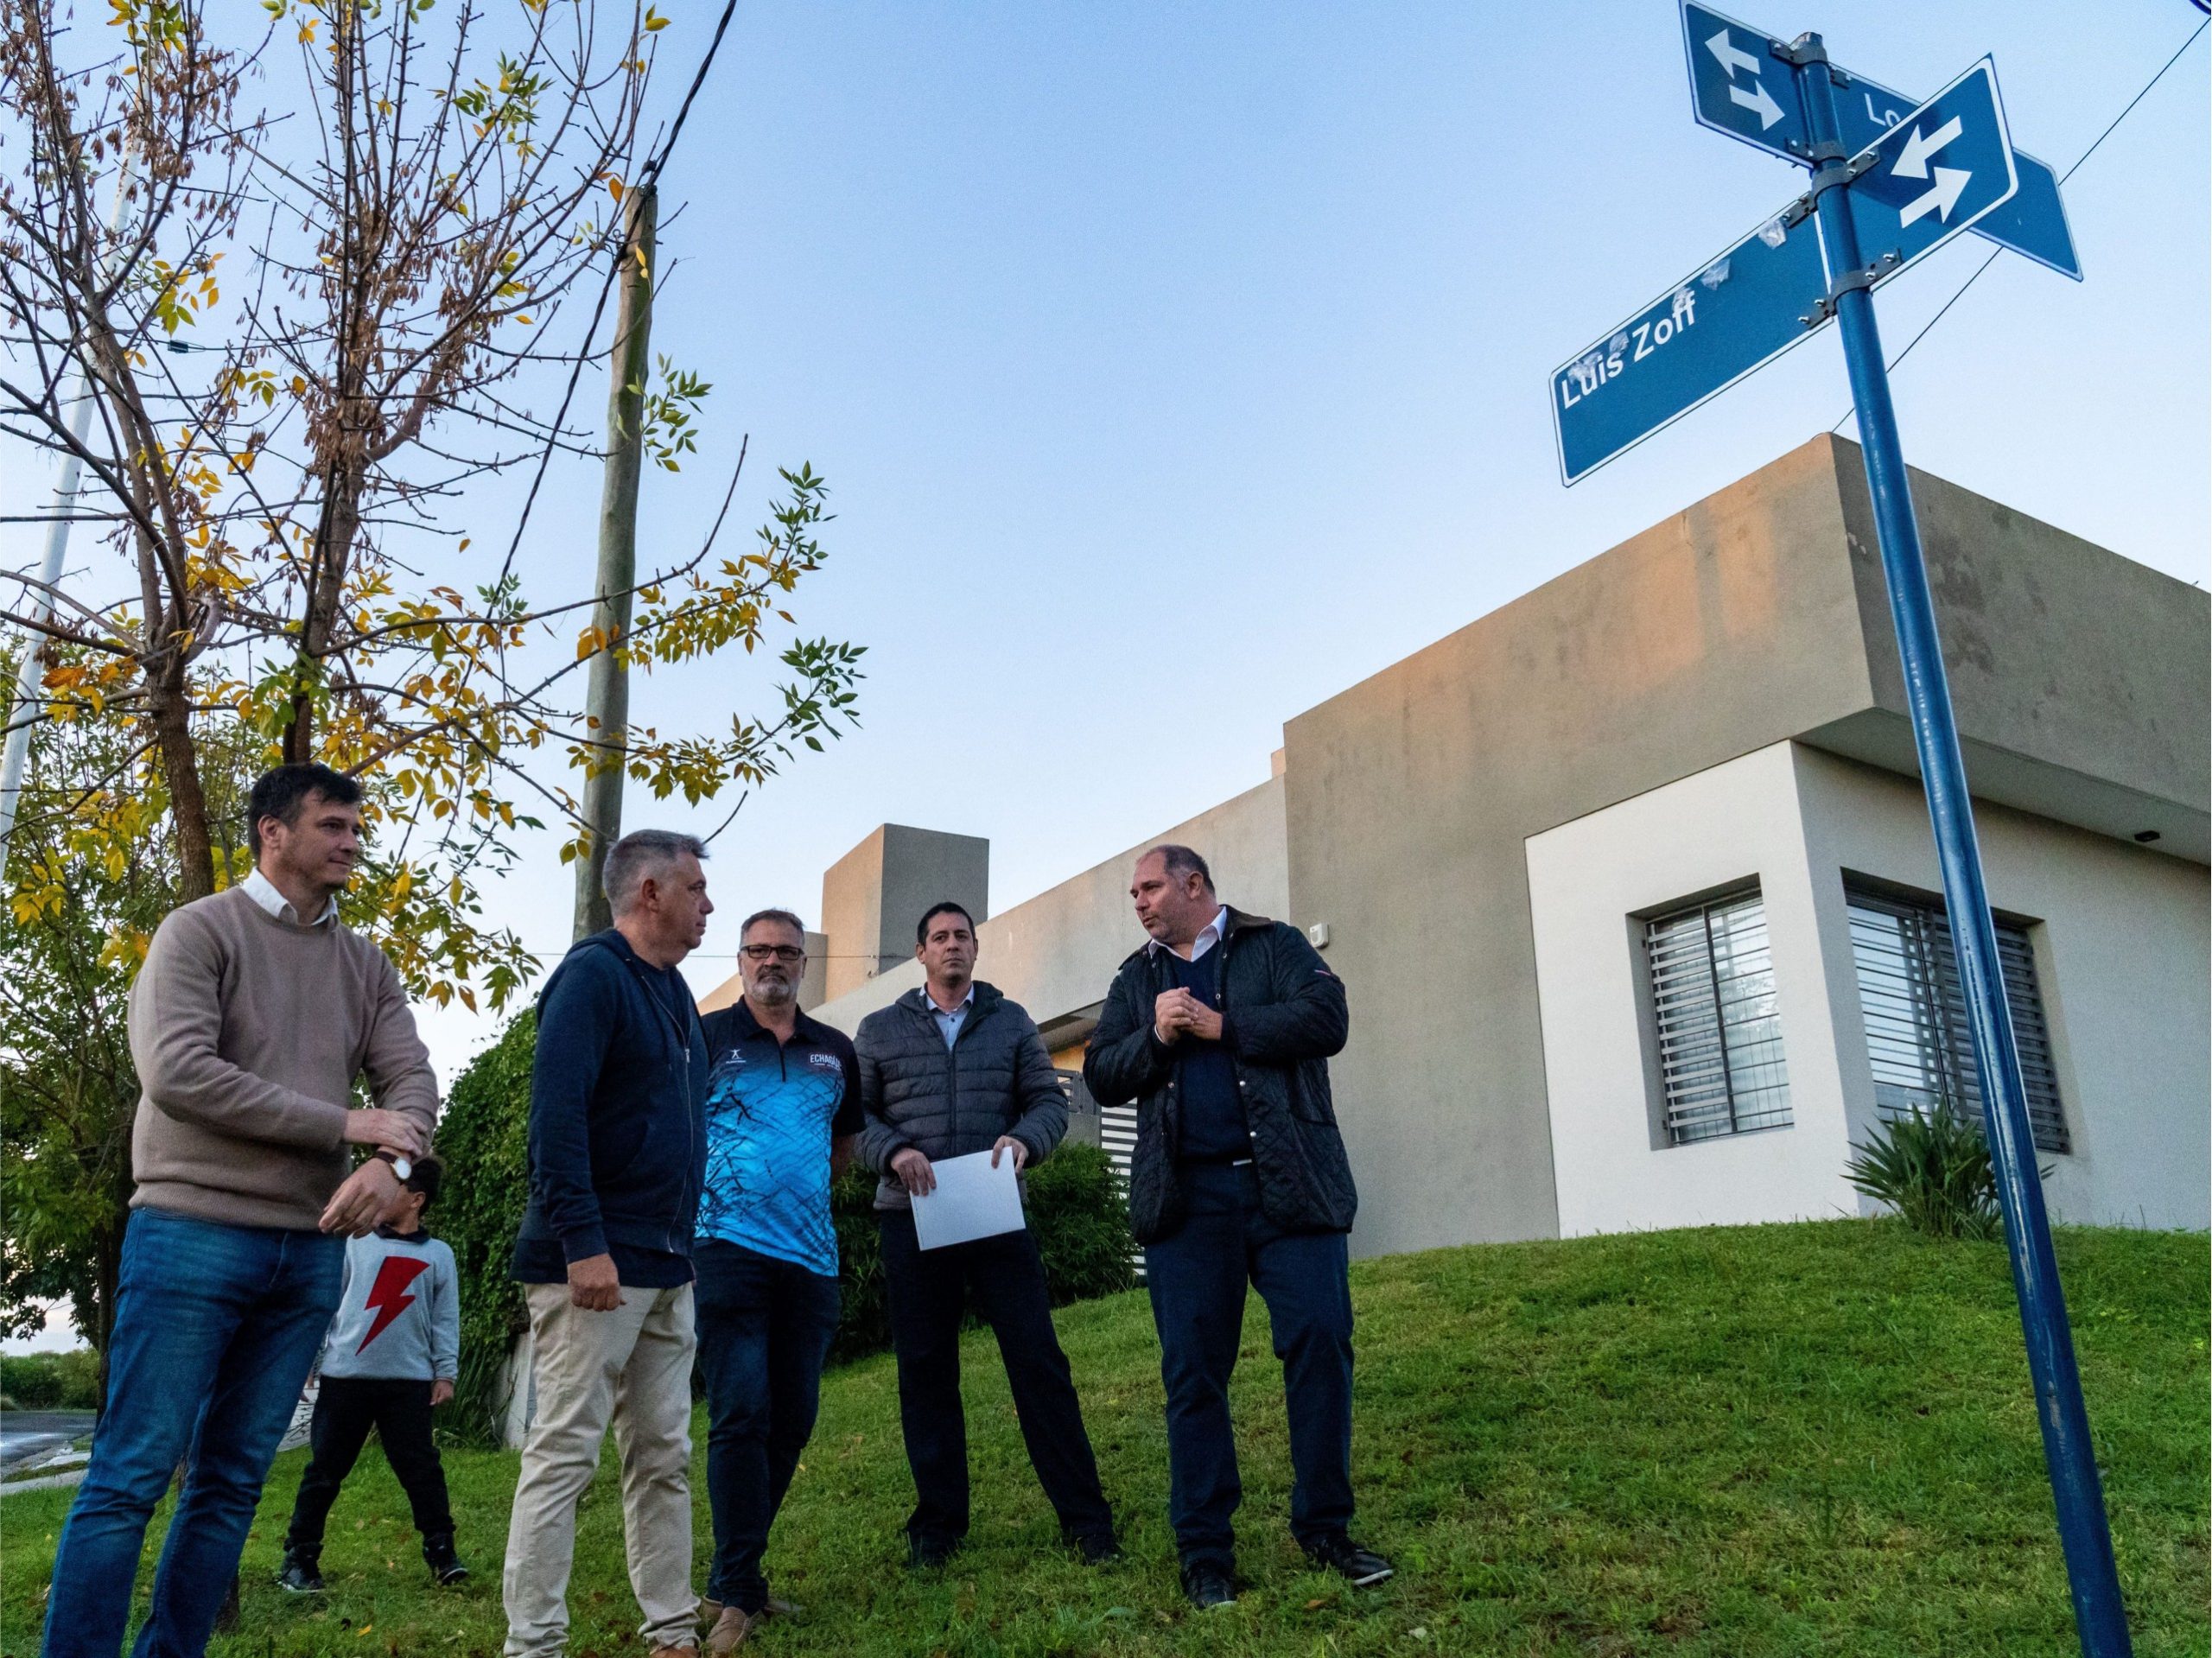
{"left": 906, "top": 1534, "right": 962, "bottom": 1571}
{"left": 705, "top": 1595, "right": 801, "bottom": 1623}
{"left": 1303, "top": 1534, "right": 1395, "bottom": 1586}
{"left": 276, "top": 1551, "right": 325, "bottom": 1595}
{"left": 422, "top": 1532, "right": 470, "bottom": 1585}
{"left": 1179, "top": 1560, "right": 1237, "bottom": 1610}
{"left": 1065, "top": 1527, "right": 1123, "bottom": 1566}
{"left": 704, "top": 1604, "right": 754, "bottom": 1654}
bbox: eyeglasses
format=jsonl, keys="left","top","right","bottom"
{"left": 741, "top": 944, "right": 805, "bottom": 963}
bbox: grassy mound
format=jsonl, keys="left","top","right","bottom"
{"left": 2, "top": 1220, "right": 2203, "bottom": 1655}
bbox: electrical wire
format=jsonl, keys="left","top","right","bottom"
{"left": 1829, "top": 18, "right": 2208, "bottom": 433}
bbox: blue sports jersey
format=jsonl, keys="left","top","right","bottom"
{"left": 696, "top": 1001, "right": 863, "bottom": 1278}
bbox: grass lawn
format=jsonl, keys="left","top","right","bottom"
{"left": 3, "top": 1220, "right": 2204, "bottom": 1656}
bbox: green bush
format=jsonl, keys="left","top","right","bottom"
{"left": 434, "top": 1011, "right": 536, "bottom": 1447}
{"left": 435, "top": 1012, "right": 1139, "bottom": 1422}
{"left": 1847, "top": 1100, "right": 2037, "bottom": 1242}
{"left": 0, "top": 1349, "right": 102, "bottom": 1411}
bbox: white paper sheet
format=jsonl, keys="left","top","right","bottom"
{"left": 910, "top": 1149, "right": 1026, "bottom": 1250}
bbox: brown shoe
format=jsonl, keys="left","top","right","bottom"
{"left": 705, "top": 1605, "right": 755, "bottom": 1653}
{"left": 651, "top": 1648, "right": 699, "bottom": 1658}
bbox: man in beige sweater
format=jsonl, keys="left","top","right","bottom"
{"left": 42, "top": 762, "right": 439, "bottom": 1658}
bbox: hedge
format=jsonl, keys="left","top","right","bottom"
{"left": 0, "top": 1349, "right": 102, "bottom": 1412}
{"left": 435, "top": 1012, "right": 1135, "bottom": 1445}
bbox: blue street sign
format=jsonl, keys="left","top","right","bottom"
{"left": 1552, "top": 208, "right": 1827, "bottom": 485}
{"left": 1681, "top": 3, "right": 2081, "bottom": 281}
{"left": 1840, "top": 59, "right": 2018, "bottom": 286}
{"left": 1836, "top": 67, "right": 2081, "bottom": 280}
{"left": 1681, "top": 3, "right": 1806, "bottom": 156}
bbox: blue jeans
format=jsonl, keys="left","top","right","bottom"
{"left": 692, "top": 1240, "right": 841, "bottom": 1616}
{"left": 43, "top": 1207, "right": 345, "bottom": 1658}
{"left": 1143, "top": 1162, "right": 1355, "bottom": 1572}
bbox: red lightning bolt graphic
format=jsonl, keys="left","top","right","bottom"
{"left": 356, "top": 1255, "right": 432, "bottom": 1353}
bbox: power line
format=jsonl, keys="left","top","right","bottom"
{"left": 1831, "top": 18, "right": 2208, "bottom": 434}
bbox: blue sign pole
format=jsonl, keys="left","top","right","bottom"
{"left": 1787, "top": 36, "right": 2132, "bottom": 1657}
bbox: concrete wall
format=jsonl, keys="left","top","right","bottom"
{"left": 1529, "top": 741, "right": 2211, "bottom": 1237}
{"left": 1282, "top": 435, "right": 2209, "bottom": 1259}
{"left": 819, "top": 825, "right": 989, "bottom": 1001}
{"left": 806, "top": 775, "right": 1289, "bottom": 1041}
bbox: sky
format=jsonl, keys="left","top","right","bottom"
{"left": 3, "top": 2, "right": 2206, "bottom": 1350}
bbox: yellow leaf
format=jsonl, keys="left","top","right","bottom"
{"left": 644, "top": 7, "right": 669, "bottom": 29}
{"left": 607, "top": 175, "right": 625, "bottom": 203}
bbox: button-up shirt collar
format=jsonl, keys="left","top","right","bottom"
{"left": 1149, "top": 905, "right": 1230, "bottom": 963}
{"left": 926, "top": 982, "right": 975, "bottom": 1050}
{"left": 242, "top": 867, "right": 339, "bottom": 929}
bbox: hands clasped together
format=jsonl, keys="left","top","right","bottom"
{"left": 1153, "top": 987, "right": 1224, "bottom": 1045}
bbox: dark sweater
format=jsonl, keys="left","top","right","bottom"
{"left": 512, "top": 931, "right": 709, "bottom": 1288}
{"left": 1164, "top": 950, "right": 1249, "bottom": 1161}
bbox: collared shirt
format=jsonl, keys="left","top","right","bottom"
{"left": 695, "top": 999, "right": 863, "bottom": 1278}
{"left": 926, "top": 982, "right": 976, "bottom": 1051}
{"left": 1148, "top": 905, "right": 1230, "bottom": 963}
{"left": 241, "top": 867, "right": 339, "bottom": 929}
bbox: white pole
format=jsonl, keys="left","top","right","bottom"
{"left": 0, "top": 157, "right": 134, "bottom": 875}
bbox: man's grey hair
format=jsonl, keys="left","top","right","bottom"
{"left": 1145, "top": 843, "right": 1214, "bottom": 892}
{"left": 741, "top": 907, "right": 807, "bottom": 941}
{"left": 602, "top": 829, "right": 708, "bottom": 917}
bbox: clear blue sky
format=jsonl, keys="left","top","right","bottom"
{"left": 11, "top": 2, "right": 2209, "bottom": 1106}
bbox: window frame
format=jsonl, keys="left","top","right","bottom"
{"left": 1637, "top": 880, "right": 1795, "bottom": 1148}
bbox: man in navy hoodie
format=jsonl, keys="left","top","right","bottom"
{"left": 503, "top": 830, "right": 714, "bottom": 1658}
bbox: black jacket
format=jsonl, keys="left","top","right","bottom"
{"left": 853, "top": 981, "right": 1069, "bottom": 1212}
{"left": 1084, "top": 909, "right": 1354, "bottom": 1246}
{"left": 512, "top": 930, "right": 709, "bottom": 1280}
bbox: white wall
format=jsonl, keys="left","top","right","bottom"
{"left": 1527, "top": 742, "right": 1860, "bottom": 1236}
{"left": 1528, "top": 740, "right": 2211, "bottom": 1239}
{"left": 1794, "top": 746, "right": 2209, "bottom": 1230}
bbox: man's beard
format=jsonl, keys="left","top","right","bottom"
{"left": 751, "top": 974, "right": 796, "bottom": 1007}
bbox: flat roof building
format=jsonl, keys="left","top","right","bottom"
{"left": 705, "top": 436, "right": 2209, "bottom": 1249}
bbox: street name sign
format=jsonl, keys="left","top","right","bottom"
{"left": 1681, "top": 3, "right": 2078, "bottom": 279}
{"left": 1840, "top": 60, "right": 2018, "bottom": 284}
{"left": 1551, "top": 208, "right": 1827, "bottom": 484}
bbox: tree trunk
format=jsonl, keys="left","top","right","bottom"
{"left": 149, "top": 663, "right": 214, "bottom": 900}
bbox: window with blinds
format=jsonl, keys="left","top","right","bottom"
{"left": 1845, "top": 885, "right": 2069, "bottom": 1154}
{"left": 1643, "top": 886, "right": 1793, "bottom": 1145}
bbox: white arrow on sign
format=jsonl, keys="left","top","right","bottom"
{"left": 1728, "top": 79, "right": 1784, "bottom": 129}
{"left": 1898, "top": 165, "right": 1972, "bottom": 227}
{"left": 1705, "top": 29, "right": 1762, "bottom": 79}
{"left": 1891, "top": 114, "right": 1965, "bottom": 181}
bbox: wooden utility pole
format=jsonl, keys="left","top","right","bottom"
{"left": 573, "top": 181, "right": 658, "bottom": 940}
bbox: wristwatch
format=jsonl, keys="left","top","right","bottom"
{"left": 374, "top": 1148, "right": 414, "bottom": 1181}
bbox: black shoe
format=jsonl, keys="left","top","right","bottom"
{"left": 906, "top": 1534, "right": 962, "bottom": 1571}
{"left": 277, "top": 1551, "right": 325, "bottom": 1595}
{"left": 1179, "top": 1560, "right": 1237, "bottom": 1609}
{"left": 423, "top": 1533, "right": 470, "bottom": 1585}
{"left": 1303, "top": 1534, "right": 1395, "bottom": 1586}
{"left": 1066, "top": 1528, "right": 1123, "bottom": 1566}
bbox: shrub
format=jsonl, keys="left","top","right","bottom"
{"left": 435, "top": 1013, "right": 1140, "bottom": 1423}
{"left": 1847, "top": 1100, "right": 2038, "bottom": 1242}
{"left": 0, "top": 1349, "right": 101, "bottom": 1411}
{"left": 434, "top": 1011, "right": 537, "bottom": 1448}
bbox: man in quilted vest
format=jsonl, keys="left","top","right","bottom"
{"left": 854, "top": 902, "right": 1120, "bottom": 1571}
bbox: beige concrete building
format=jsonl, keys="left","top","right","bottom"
{"left": 703, "top": 436, "right": 2210, "bottom": 1252}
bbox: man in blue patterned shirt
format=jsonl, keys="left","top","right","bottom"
{"left": 692, "top": 909, "right": 861, "bottom": 1653}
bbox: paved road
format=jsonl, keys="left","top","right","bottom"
{"left": 0, "top": 1410, "right": 96, "bottom": 1474}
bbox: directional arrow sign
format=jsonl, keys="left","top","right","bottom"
{"left": 1842, "top": 59, "right": 2018, "bottom": 284}
{"left": 1681, "top": 3, "right": 1808, "bottom": 156}
{"left": 1552, "top": 208, "right": 1828, "bottom": 485}
{"left": 1680, "top": 3, "right": 2078, "bottom": 280}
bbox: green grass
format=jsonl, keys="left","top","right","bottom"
{"left": 3, "top": 1220, "right": 2204, "bottom": 1656}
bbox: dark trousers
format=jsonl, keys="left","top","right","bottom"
{"left": 284, "top": 1376, "right": 454, "bottom": 1553}
{"left": 693, "top": 1239, "right": 841, "bottom": 1615}
{"left": 877, "top": 1210, "right": 1114, "bottom": 1548}
{"left": 1143, "top": 1161, "right": 1355, "bottom": 1571}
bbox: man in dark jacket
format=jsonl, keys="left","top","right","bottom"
{"left": 505, "top": 829, "right": 712, "bottom": 1658}
{"left": 1084, "top": 845, "right": 1390, "bottom": 1610}
{"left": 855, "top": 901, "right": 1119, "bottom": 1570}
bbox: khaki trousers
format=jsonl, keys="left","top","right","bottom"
{"left": 503, "top": 1280, "right": 698, "bottom": 1657}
